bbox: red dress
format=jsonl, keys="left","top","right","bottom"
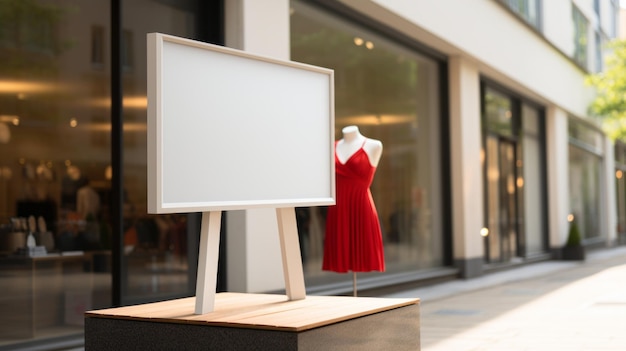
{"left": 323, "top": 141, "right": 385, "bottom": 273}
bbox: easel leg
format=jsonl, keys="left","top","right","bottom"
{"left": 194, "top": 211, "right": 222, "bottom": 314}
{"left": 353, "top": 272, "right": 357, "bottom": 297}
{"left": 276, "top": 207, "right": 306, "bottom": 300}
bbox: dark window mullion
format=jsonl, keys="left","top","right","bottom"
{"left": 111, "top": 0, "right": 124, "bottom": 308}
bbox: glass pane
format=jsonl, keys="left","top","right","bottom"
{"left": 616, "top": 141, "right": 626, "bottom": 240}
{"left": 523, "top": 105, "right": 539, "bottom": 135}
{"left": 616, "top": 142, "right": 626, "bottom": 165}
{"left": 121, "top": 1, "right": 208, "bottom": 304}
{"left": 568, "top": 118, "right": 603, "bottom": 153}
{"left": 499, "top": 142, "right": 518, "bottom": 261}
{"left": 595, "top": 31, "right": 602, "bottom": 73}
{"left": 504, "top": 0, "right": 541, "bottom": 29}
{"left": 616, "top": 170, "right": 626, "bottom": 241}
{"left": 290, "top": 0, "right": 443, "bottom": 286}
{"left": 485, "top": 136, "right": 520, "bottom": 263}
{"left": 486, "top": 137, "right": 502, "bottom": 262}
{"left": 569, "top": 145, "right": 601, "bottom": 240}
{"left": 0, "top": 0, "right": 111, "bottom": 347}
{"left": 484, "top": 87, "right": 514, "bottom": 137}
{"left": 573, "top": 6, "right": 588, "bottom": 67}
{"left": 522, "top": 130, "right": 542, "bottom": 253}
{"left": 522, "top": 104, "right": 545, "bottom": 256}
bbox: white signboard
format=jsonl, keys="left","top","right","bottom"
{"left": 147, "top": 33, "right": 335, "bottom": 213}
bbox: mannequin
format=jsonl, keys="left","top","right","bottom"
{"left": 335, "top": 126, "right": 382, "bottom": 167}
{"left": 323, "top": 125, "right": 385, "bottom": 295}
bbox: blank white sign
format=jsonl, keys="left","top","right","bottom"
{"left": 147, "top": 33, "right": 335, "bottom": 213}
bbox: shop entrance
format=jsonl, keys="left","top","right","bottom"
{"left": 485, "top": 136, "right": 520, "bottom": 263}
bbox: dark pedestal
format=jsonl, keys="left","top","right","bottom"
{"left": 85, "top": 293, "right": 420, "bottom": 351}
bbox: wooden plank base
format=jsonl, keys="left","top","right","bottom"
{"left": 85, "top": 293, "right": 420, "bottom": 350}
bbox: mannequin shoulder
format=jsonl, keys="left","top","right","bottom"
{"left": 363, "top": 138, "right": 383, "bottom": 166}
{"left": 364, "top": 138, "right": 382, "bottom": 150}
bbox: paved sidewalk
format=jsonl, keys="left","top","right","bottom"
{"left": 383, "top": 247, "right": 626, "bottom": 351}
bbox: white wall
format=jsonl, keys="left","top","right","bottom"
{"left": 225, "top": 0, "right": 290, "bottom": 59}
{"left": 543, "top": 1, "right": 575, "bottom": 58}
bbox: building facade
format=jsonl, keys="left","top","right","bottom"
{"left": 0, "top": 0, "right": 621, "bottom": 349}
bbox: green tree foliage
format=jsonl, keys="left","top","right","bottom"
{"left": 586, "top": 40, "right": 626, "bottom": 141}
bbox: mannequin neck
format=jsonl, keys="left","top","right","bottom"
{"left": 342, "top": 126, "right": 364, "bottom": 143}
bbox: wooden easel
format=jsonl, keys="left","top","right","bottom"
{"left": 194, "top": 207, "right": 305, "bottom": 314}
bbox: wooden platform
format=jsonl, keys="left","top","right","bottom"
{"left": 85, "top": 292, "right": 420, "bottom": 350}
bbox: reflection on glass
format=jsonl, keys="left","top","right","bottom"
{"left": 121, "top": 0, "right": 205, "bottom": 304}
{"left": 616, "top": 167, "right": 626, "bottom": 240}
{"left": 616, "top": 142, "right": 626, "bottom": 242}
{"left": 484, "top": 88, "right": 548, "bottom": 262}
{"left": 485, "top": 138, "right": 519, "bottom": 263}
{"left": 568, "top": 118, "right": 603, "bottom": 152}
{"left": 0, "top": 0, "right": 112, "bottom": 348}
{"left": 484, "top": 87, "right": 514, "bottom": 137}
{"left": 290, "top": 0, "right": 443, "bottom": 286}
{"left": 504, "top": 0, "right": 541, "bottom": 29}
{"left": 486, "top": 136, "right": 502, "bottom": 262}
{"left": 522, "top": 103, "right": 546, "bottom": 256}
{"left": 568, "top": 145, "right": 601, "bottom": 240}
{"left": 484, "top": 85, "right": 522, "bottom": 264}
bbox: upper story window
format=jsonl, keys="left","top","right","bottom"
{"left": 502, "top": 0, "right": 542, "bottom": 30}
{"left": 573, "top": 5, "right": 588, "bottom": 68}
{"left": 611, "top": 0, "right": 619, "bottom": 38}
{"left": 568, "top": 118, "right": 603, "bottom": 154}
{"left": 595, "top": 31, "right": 603, "bottom": 72}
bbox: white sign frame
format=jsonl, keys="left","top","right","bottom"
{"left": 147, "top": 33, "right": 335, "bottom": 214}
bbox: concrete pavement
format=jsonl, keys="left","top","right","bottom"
{"left": 61, "top": 247, "right": 626, "bottom": 351}
{"left": 383, "top": 247, "right": 626, "bottom": 351}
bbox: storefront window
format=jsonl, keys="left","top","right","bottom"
{"left": 482, "top": 85, "right": 548, "bottom": 264}
{"left": 568, "top": 118, "right": 603, "bottom": 242}
{"left": 290, "top": 1, "right": 444, "bottom": 287}
{"left": 615, "top": 141, "right": 626, "bottom": 242}
{"left": 483, "top": 88, "right": 518, "bottom": 263}
{"left": 0, "top": 1, "right": 221, "bottom": 348}
{"left": 0, "top": 0, "right": 111, "bottom": 347}
{"left": 120, "top": 0, "right": 211, "bottom": 304}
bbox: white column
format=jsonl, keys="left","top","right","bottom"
{"left": 224, "top": 0, "right": 291, "bottom": 293}
{"left": 546, "top": 106, "right": 570, "bottom": 250}
{"left": 604, "top": 137, "right": 617, "bottom": 246}
{"left": 449, "top": 56, "right": 484, "bottom": 278}
{"left": 225, "top": 0, "right": 290, "bottom": 59}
